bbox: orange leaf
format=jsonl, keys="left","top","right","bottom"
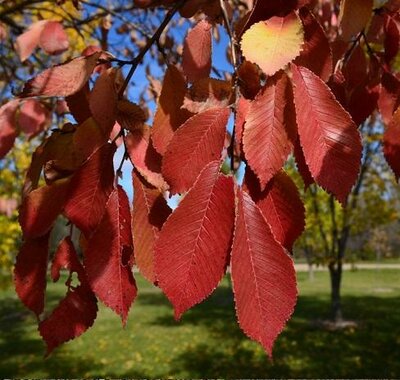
{"left": 339, "top": 0, "right": 373, "bottom": 40}
{"left": 19, "top": 52, "right": 101, "bottom": 98}
{"left": 240, "top": 12, "right": 304, "bottom": 76}
{"left": 151, "top": 65, "right": 193, "bottom": 155}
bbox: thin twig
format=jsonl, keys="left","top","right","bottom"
{"left": 220, "top": 0, "right": 240, "bottom": 172}
{"left": 118, "top": 0, "right": 186, "bottom": 97}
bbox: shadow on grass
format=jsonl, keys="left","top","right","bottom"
{"left": 1, "top": 281, "right": 399, "bottom": 378}
{"left": 136, "top": 285, "right": 400, "bottom": 378}
{"left": 0, "top": 296, "right": 99, "bottom": 378}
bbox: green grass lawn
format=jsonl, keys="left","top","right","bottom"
{"left": 1, "top": 269, "right": 399, "bottom": 378}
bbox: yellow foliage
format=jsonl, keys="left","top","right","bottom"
{"left": 0, "top": 140, "right": 32, "bottom": 273}
{"left": 0, "top": 213, "right": 21, "bottom": 273}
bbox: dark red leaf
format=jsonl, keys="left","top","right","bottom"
{"left": 383, "top": 106, "right": 400, "bottom": 180}
{"left": 85, "top": 186, "right": 137, "bottom": 324}
{"left": 384, "top": 15, "right": 400, "bottom": 64}
{"left": 291, "top": 65, "right": 362, "bottom": 204}
{"left": 293, "top": 137, "right": 314, "bottom": 188}
{"left": 19, "top": 179, "right": 70, "bottom": 239}
{"left": 0, "top": 100, "right": 19, "bottom": 158}
{"left": 50, "top": 237, "right": 85, "bottom": 281}
{"left": 66, "top": 83, "right": 92, "bottom": 124}
{"left": 64, "top": 143, "right": 116, "bottom": 236}
{"left": 162, "top": 107, "right": 230, "bottom": 194}
{"left": 231, "top": 188, "right": 297, "bottom": 357}
{"left": 19, "top": 52, "right": 101, "bottom": 98}
{"left": 155, "top": 161, "right": 235, "bottom": 319}
{"left": 117, "top": 100, "right": 147, "bottom": 132}
{"left": 348, "top": 85, "right": 379, "bottom": 126}
{"left": 89, "top": 68, "right": 119, "bottom": 135}
{"left": 342, "top": 44, "right": 367, "bottom": 89}
{"left": 132, "top": 171, "right": 171, "bottom": 283}
{"left": 40, "top": 237, "right": 97, "bottom": 354}
{"left": 126, "top": 125, "right": 168, "bottom": 191}
{"left": 151, "top": 65, "right": 193, "bottom": 155}
{"left": 295, "top": 8, "right": 332, "bottom": 82}
{"left": 182, "top": 19, "right": 212, "bottom": 83}
{"left": 243, "top": 72, "right": 296, "bottom": 189}
{"left": 244, "top": 169, "right": 305, "bottom": 252}
{"left": 379, "top": 72, "right": 400, "bottom": 125}
{"left": 14, "top": 234, "right": 50, "bottom": 317}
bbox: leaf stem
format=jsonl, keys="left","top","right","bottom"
{"left": 220, "top": 0, "right": 241, "bottom": 173}
{"left": 118, "top": 0, "right": 186, "bottom": 98}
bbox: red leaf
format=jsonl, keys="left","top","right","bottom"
{"left": 18, "top": 99, "right": 50, "bottom": 137}
{"left": 231, "top": 188, "right": 297, "bottom": 357}
{"left": 155, "top": 161, "right": 235, "bottom": 319}
{"left": 0, "top": 100, "right": 19, "bottom": 158}
{"left": 384, "top": 106, "right": 400, "bottom": 180}
{"left": 66, "top": 83, "right": 92, "bottom": 123}
{"left": 39, "top": 237, "right": 97, "bottom": 354}
{"left": 132, "top": 171, "right": 171, "bottom": 283}
{"left": 162, "top": 107, "right": 230, "bottom": 194}
{"left": 294, "top": 8, "right": 332, "bottom": 82}
{"left": 182, "top": 19, "right": 212, "bottom": 83}
{"left": 14, "top": 234, "right": 50, "bottom": 317}
{"left": 379, "top": 72, "right": 400, "bottom": 125}
{"left": 64, "top": 143, "right": 116, "bottom": 236}
{"left": 151, "top": 65, "right": 193, "bottom": 155}
{"left": 243, "top": 72, "right": 296, "bottom": 189}
{"left": 85, "top": 186, "right": 137, "bottom": 324}
{"left": 125, "top": 125, "right": 169, "bottom": 191}
{"left": 19, "top": 179, "right": 70, "bottom": 239}
{"left": 19, "top": 52, "right": 101, "bottom": 98}
{"left": 15, "top": 20, "right": 48, "bottom": 62}
{"left": 291, "top": 65, "right": 362, "bottom": 204}
{"left": 39, "top": 21, "right": 69, "bottom": 55}
{"left": 73, "top": 117, "right": 108, "bottom": 162}
{"left": 244, "top": 169, "right": 305, "bottom": 252}
{"left": 89, "top": 68, "right": 119, "bottom": 135}
{"left": 40, "top": 285, "right": 97, "bottom": 355}
{"left": 51, "top": 236, "right": 86, "bottom": 281}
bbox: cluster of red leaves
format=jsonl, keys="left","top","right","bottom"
{"left": 2, "top": 0, "right": 400, "bottom": 358}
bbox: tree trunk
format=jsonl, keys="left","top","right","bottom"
{"left": 329, "top": 261, "right": 343, "bottom": 322}
{"left": 308, "top": 263, "right": 314, "bottom": 282}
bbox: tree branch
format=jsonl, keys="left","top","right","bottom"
{"left": 220, "top": 0, "right": 240, "bottom": 172}
{"left": 118, "top": 0, "right": 186, "bottom": 97}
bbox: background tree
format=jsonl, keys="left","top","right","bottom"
{"left": 0, "top": 0, "right": 400, "bottom": 359}
{"left": 296, "top": 116, "right": 400, "bottom": 321}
